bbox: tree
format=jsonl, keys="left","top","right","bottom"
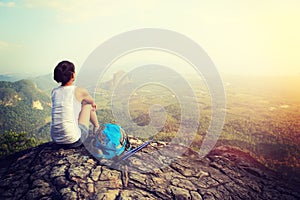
{"left": 0, "top": 130, "right": 37, "bottom": 158}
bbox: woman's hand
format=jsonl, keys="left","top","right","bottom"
{"left": 82, "top": 99, "right": 97, "bottom": 111}
{"left": 92, "top": 102, "right": 97, "bottom": 111}
{"left": 75, "top": 87, "right": 97, "bottom": 111}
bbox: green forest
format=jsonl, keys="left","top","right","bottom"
{"left": 0, "top": 79, "right": 52, "bottom": 157}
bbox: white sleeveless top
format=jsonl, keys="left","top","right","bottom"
{"left": 50, "top": 85, "right": 82, "bottom": 144}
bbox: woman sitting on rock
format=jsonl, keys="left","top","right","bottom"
{"left": 50, "top": 60, "right": 99, "bottom": 148}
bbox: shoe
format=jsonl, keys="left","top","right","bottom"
{"left": 93, "top": 125, "right": 101, "bottom": 135}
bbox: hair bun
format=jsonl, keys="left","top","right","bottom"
{"left": 53, "top": 61, "right": 75, "bottom": 85}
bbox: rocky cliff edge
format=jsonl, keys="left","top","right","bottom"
{"left": 0, "top": 137, "right": 299, "bottom": 200}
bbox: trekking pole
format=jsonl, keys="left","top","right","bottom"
{"left": 121, "top": 139, "right": 153, "bottom": 161}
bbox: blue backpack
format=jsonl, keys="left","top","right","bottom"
{"left": 92, "top": 123, "right": 130, "bottom": 159}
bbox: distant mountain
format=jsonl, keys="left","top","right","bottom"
{"left": 100, "top": 68, "right": 183, "bottom": 91}
{"left": 0, "top": 79, "right": 51, "bottom": 141}
{"left": 0, "top": 72, "right": 58, "bottom": 94}
{"left": 0, "top": 73, "right": 32, "bottom": 82}
{"left": 29, "top": 73, "right": 58, "bottom": 94}
{"left": 101, "top": 70, "right": 131, "bottom": 90}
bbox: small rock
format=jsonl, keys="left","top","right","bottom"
{"left": 68, "top": 165, "right": 90, "bottom": 180}
{"left": 129, "top": 172, "right": 147, "bottom": 185}
{"left": 191, "top": 191, "right": 203, "bottom": 200}
{"left": 50, "top": 165, "right": 67, "bottom": 178}
{"left": 30, "top": 166, "right": 51, "bottom": 181}
{"left": 57, "top": 158, "right": 67, "bottom": 165}
{"left": 60, "top": 187, "right": 77, "bottom": 199}
{"left": 128, "top": 157, "right": 143, "bottom": 166}
{"left": 169, "top": 185, "right": 191, "bottom": 199}
{"left": 151, "top": 176, "right": 166, "bottom": 186}
{"left": 32, "top": 179, "right": 50, "bottom": 188}
{"left": 26, "top": 186, "right": 53, "bottom": 199}
{"left": 100, "top": 167, "right": 121, "bottom": 181}
{"left": 171, "top": 162, "right": 195, "bottom": 177}
{"left": 196, "top": 170, "right": 209, "bottom": 178}
{"left": 87, "top": 183, "right": 94, "bottom": 193}
{"left": 53, "top": 176, "right": 69, "bottom": 187}
{"left": 201, "top": 192, "right": 216, "bottom": 200}
{"left": 87, "top": 159, "right": 96, "bottom": 165}
{"left": 87, "top": 177, "right": 94, "bottom": 183}
{"left": 120, "top": 189, "right": 157, "bottom": 199}
{"left": 95, "top": 179, "right": 122, "bottom": 189}
{"left": 90, "top": 166, "right": 101, "bottom": 181}
{"left": 171, "top": 178, "right": 197, "bottom": 191}
{"left": 95, "top": 189, "right": 120, "bottom": 200}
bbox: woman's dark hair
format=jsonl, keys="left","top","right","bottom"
{"left": 54, "top": 61, "right": 75, "bottom": 85}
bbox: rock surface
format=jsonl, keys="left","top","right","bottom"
{"left": 0, "top": 138, "right": 299, "bottom": 200}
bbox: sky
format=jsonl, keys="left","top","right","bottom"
{"left": 0, "top": 0, "right": 299, "bottom": 76}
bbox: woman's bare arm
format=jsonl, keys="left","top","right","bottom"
{"left": 75, "top": 87, "right": 96, "bottom": 110}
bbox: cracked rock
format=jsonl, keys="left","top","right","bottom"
{"left": 0, "top": 138, "right": 299, "bottom": 200}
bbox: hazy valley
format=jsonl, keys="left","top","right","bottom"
{"left": 0, "top": 72, "right": 299, "bottom": 184}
